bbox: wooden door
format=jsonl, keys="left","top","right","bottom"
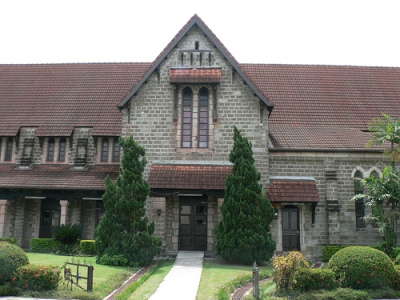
{"left": 282, "top": 206, "right": 300, "bottom": 251}
{"left": 179, "top": 197, "right": 207, "bottom": 251}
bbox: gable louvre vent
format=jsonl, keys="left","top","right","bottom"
{"left": 75, "top": 138, "right": 88, "bottom": 166}
{"left": 325, "top": 169, "right": 337, "bottom": 181}
{"left": 20, "top": 138, "right": 35, "bottom": 166}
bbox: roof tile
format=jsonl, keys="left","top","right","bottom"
{"left": 267, "top": 179, "right": 320, "bottom": 203}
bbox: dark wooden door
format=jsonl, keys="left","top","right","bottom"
{"left": 179, "top": 197, "right": 207, "bottom": 251}
{"left": 39, "top": 199, "right": 60, "bottom": 238}
{"left": 282, "top": 206, "right": 300, "bottom": 251}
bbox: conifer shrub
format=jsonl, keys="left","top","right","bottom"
{"left": 15, "top": 264, "right": 62, "bottom": 291}
{"left": 328, "top": 246, "right": 400, "bottom": 289}
{"left": 0, "top": 241, "right": 29, "bottom": 285}
{"left": 215, "top": 127, "right": 276, "bottom": 265}
{"left": 294, "top": 268, "right": 339, "bottom": 291}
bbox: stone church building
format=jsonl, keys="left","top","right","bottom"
{"left": 1, "top": 15, "right": 400, "bottom": 259}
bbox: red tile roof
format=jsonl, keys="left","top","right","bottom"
{"left": 0, "top": 63, "right": 150, "bottom": 136}
{"left": 267, "top": 179, "right": 320, "bottom": 203}
{"left": 0, "top": 164, "right": 119, "bottom": 190}
{"left": 148, "top": 163, "right": 232, "bottom": 190}
{"left": 241, "top": 64, "right": 400, "bottom": 150}
{"left": 169, "top": 68, "right": 222, "bottom": 83}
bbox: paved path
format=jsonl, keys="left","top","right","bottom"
{"left": 149, "top": 251, "right": 204, "bottom": 300}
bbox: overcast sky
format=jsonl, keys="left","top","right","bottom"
{"left": 1, "top": 0, "right": 399, "bottom": 67}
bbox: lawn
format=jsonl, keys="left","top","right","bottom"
{"left": 26, "top": 253, "right": 137, "bottom": 299}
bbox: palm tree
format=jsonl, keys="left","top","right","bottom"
{"left": 367, "top": 113, "right": 400, "bottom": 168}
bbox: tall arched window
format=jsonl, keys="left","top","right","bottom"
{"left": 112, "top": 138, "right": 120, "bottom": 162}
{"left": 354, "top": 171, "right": 365, "bottom": 229}
{"left": 58, "top": 138, "right": 66, "bottom": 162}
{"left": 198, "top": 87, "right": 209, "bottom": 148}
{"left": 47, "top": 138, "right": 55, "bottom": 162}
{"left": 182, "top": 87, "right": 193, "bottom": 148}
{"left": 5, "top": 138, "right": 13, "bottom": 161}
{"left": 101, "top": 138, "right": 109, "bottom": 162}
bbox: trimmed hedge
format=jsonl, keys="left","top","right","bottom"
{"left": 0, "top": 237, "right": 17, "bottom": 245}
{"left": 328, "top": 246, "right": 400, "bottom": 290}
{"left": 294, "top": 268, "right": 339, "bottom": 291}
{"left": 80, "top": 240, "right": 96, "bottom": 255}
{"left": 0, "top": 241, "right": 29, "bottom": 285}
{"left": 323, "top": 245, "right": 381, "bottom": 261}
{"left": 30, "top": 238, "right": 60, "bottom": 253}
{"left": 15, "top": 264, "right": 62, "bottom": 291}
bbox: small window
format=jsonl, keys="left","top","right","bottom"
{"left": 101, "top": 138, "right": 109, "bottom": 162}
{"left": 58, "top": 138, "right": 66, "bottom": 162}
{"left": 47, "top": 138, "right": 55, "bottom": 162}
{"left": 5, "top": 138, "right": 13, "bottom": 161}
{"left": 112, "top": 138, "right": 120, "bottom": 162}
{"left": 354, "top": 171, "right": 365, "bottom": 229}
{"left": 182, "top": 87, "right": 193, "bottom": 148}
{"left": 198, "top": 87, "right": 209, "bottom": 148}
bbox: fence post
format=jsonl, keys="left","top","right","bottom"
{"left": 253, "top": 262, "right": 259, "bottom": 299}
{"left": 87, "top": 265, "right": 94, "bottom": 292}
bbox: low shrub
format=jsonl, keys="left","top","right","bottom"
{"left": 80, "top": 240, "right": 96, "bottom": 255}
{"left": 30, "top": 238, "right": 60, "bottom": 253}
{"left": 0, "top": 241, "right": 29, "bottom": 285}
{"left": 328, "top": 246, "right": 399, "bottom": 290}
{"left": 294, "top": 268, "right": 339, "bottom": 291}
{"left": 0, "top": 237, "right": 17, "bottom": 244}
{"left": 295, "top": 288, "right": 370, "bottom": 300}
{"left": 15, "top": 264, "right": 62, "bottom": 291}
{"left": 272, "top": 251, "right": 310, "bottom": 292}
{"left": 322, "top": 245, "right": 381, "bottom": 261}
{"left": 97, "top": 254, "right": 129, "bottom": 266}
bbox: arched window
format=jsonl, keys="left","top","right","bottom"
{"left": 354, "top": 171, "right": 365, "bottom": 229}
{"left": 58, "top": 138, "right": 66, "bottom": 162}
{"left": 182, "top": 87, "right": 193, "bottom": 148}
{"left": 5, "top": 138, "right": 13, "bottom": 161}
{"left": 198, "top": 87, "right": 209, "bottom": 148}
{"left": 47, "top": 138, "right": 55, "bottom": 162}
{"left": 101, "top": 138, "right": 109, "bottom": 162}
{"left": 112, "top": 138, "right": 120, "bottom": 162}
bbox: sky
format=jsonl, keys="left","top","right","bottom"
{"left": 1, "top": 0, "right": 399, "bottom": 67}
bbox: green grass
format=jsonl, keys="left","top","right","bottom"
{"left": 25, "top": 253, "right": 137, "bottom": 299}
{"left": 197, "top": 258, "right": 272, "bottom": 300}
{"left": 118, "top": 259, "right": 174, "bottom": 300}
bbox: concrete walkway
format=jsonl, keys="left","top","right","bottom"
{"left": 149, "top": 251, "right": 204, "bottom": 300}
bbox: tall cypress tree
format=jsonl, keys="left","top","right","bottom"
{"left": 95, "top": 135, "right": 161, "bottom": 267}
{"left": 215, "top": 126, "right": 276, "bottom": 265}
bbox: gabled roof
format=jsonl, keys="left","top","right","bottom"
{"left": 267, "top": 177, "right": 320, "bottom": 203}
{"left": 241, "top": 64, "right": 400, "bottom": 150}
{"left": 118, "top": 14, "right": 274, "bottom": 110}
{"left": 148, "top": 162, "right": 232, "bottom": 190}
{"left": 0, "top": 63, "right": 150, "bottom": 136}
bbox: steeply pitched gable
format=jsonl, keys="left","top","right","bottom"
{"left": 118, "top": 14, "right": 274, "bottom": 111}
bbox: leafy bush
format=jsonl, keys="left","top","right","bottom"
{"left": 294, "top": 268, "right": 339, "bottom": 291}
{"left": 15, "top": 264, "right": 62, "bottom": 291}
{"left": 0, "top": 241, "right": 29, "bottom": 285}
{"left": 272, "top": 251, "right": 310, "bottom": 292}
{"left": 80, "top": 240, "right": 96, "bottom": 255}
{"left": 0, "top": 282, "right": 20, "bottom": 296}
{"left": 0, "top": 237, "right": 17, "bottom": 244}
{"left": 322, "top": 245, "right": 381, "bottom": 261}
{"left": 54, "top": 223, "right": 82, "bottom": 245}
{"left": 30, "top": 238, "right": 60, "bottom": 253}
{"left": 328, "top": 246, "right": 399, "bottom": 289}
{"left": 393, "top": 247, "right": 400, "bottom": 260}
